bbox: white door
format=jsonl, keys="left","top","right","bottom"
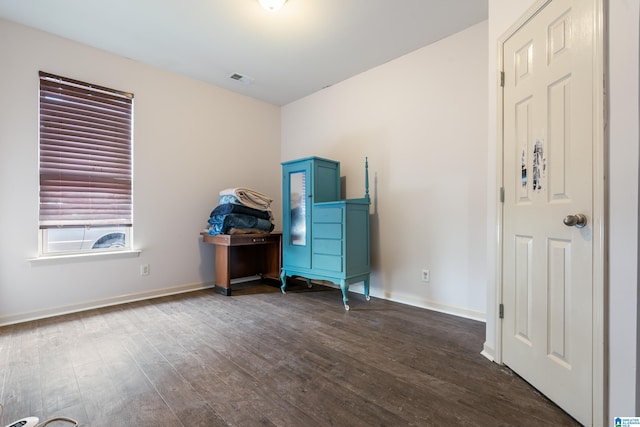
{"left": 501, "top": 0, "right": 597, "bottom": 424}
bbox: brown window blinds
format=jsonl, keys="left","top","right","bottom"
{"left": 39, "top": 71, "right": 133, "bottom": 228}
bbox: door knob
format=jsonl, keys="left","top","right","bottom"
{"left": 563, "top": 213, "right": 587, "bottom": 228}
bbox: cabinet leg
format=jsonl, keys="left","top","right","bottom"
{"left": 340, "top": 282, "right": 349, "bottom": 310}
{"left": 364, "top": 277, "right": 371, "bottom": 301}
{"left": 280, "top": 270, "right": 287, "bottom": 294}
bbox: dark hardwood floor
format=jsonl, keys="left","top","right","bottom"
{"left": 0, "top": 281, "right": 579, "bottom": 426}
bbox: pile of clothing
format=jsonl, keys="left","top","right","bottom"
{"left": 207, "top": 187, "right": 275, "bottom": 236}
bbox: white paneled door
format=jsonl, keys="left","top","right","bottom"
{"left": 501, "top": 0, "right": 598, "bottom": 425}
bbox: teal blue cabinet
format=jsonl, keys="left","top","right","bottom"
{"left": 281, "top": 156, "right": 371, "bottom": 310}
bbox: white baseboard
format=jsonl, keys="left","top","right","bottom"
{"left": 0, "top": 281, "right": 215, "bottom": 327}
{"left": 395, "top": 296, "right": 486, "bottom": 322}
{"left": 481, "top": 342, "right": 496, "bottom": 362}
{"left": 357, "top": 288, "right": 486, "bottom": 322}
{"left": 2, "top": 280, "right": 487, "bottom": 328}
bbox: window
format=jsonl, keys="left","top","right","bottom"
{"left": 38, "top": 71, "right": 133, "bottom": 255}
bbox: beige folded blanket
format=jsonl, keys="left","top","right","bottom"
{"left": 219, "top": 187, "right": 273, "bottom": 211}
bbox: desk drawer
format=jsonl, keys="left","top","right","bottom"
{"left": 233, "top": 235, "right": 277, "bottom": 245}
{"left": 202, "top": 232, "right": 280, "bottom": 246}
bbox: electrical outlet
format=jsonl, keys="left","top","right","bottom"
{"left": 140, "top": 264, "right": 150, "bottom": 276}
{"left": 421, "top": 269, "right": 430, "bottom": 282}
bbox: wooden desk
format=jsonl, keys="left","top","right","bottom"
{"left": 201, "top": 232, "right": 282, "bottom": 296}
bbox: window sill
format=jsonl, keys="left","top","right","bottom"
{"left": 29, "top": 249, "right": 142, "bottom": 265}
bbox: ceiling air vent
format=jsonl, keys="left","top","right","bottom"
{"left": 229, "top": 73, "right": 254, "bottom": 85}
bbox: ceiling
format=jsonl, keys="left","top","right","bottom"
{"left": 0, "top": 0, "right": 487, "bottom": 106}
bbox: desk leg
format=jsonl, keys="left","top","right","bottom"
{"left": 214, "top": 245, "right": 232, "bottom": 296}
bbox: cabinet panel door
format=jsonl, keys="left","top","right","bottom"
{"left": 313, "top": 162, "right": 340, "bottom": 202}
{"left": 345, "top": 204, "right": 370, "bottom": 274}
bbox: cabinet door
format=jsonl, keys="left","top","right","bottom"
{"left": 282, "top": 161, "right": 311, "bottom": 269}
{"left": 313, "top": 160, "right": 340, "bottom": 203}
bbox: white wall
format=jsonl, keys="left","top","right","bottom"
{"left": 282, "top": 21, "right": 489, "bottom": 320}
{"left": 486, "top": 0, "right": 640, "bottom": 420}
{"left": 0, "top": 19, "right": 282, "bottom": 325}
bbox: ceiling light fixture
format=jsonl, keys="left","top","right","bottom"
{"left": 259, "top": 0, "right": 287, "bottom": 12}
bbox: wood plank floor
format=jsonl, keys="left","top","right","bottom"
{"left": 0, "top": 281, "right": 580, "bottom": 426}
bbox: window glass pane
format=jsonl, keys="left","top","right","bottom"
{"left": 45, "top": 226, "right": 129, "bottom": 254}
{"left": 290, "top": 171, "right": 306, "bottom": 245}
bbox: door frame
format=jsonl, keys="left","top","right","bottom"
{"left": 493, "top": 0, "right": 607, "bottom": 424}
